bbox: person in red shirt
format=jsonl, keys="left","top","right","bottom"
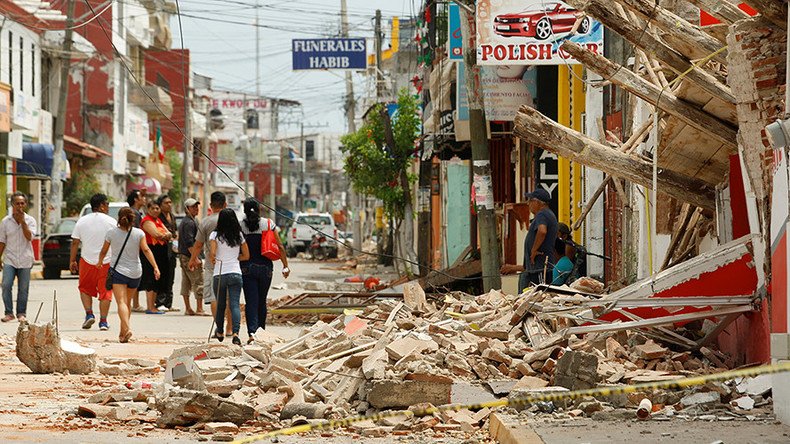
{"left": 140, "top": 201, "right": 173, "bottom": 314}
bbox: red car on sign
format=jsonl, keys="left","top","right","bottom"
{"left": 493, "top": 2, "right": 590, "bottom": 40}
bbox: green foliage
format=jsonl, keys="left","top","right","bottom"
{"left": 63, "top": 172, "right": 102, "bottom": 217}
{"left": 166, "top": 149, "right": 183, "bottom": 206}
{"left": 341, "top": 89, "right": 420, "bottom": 219}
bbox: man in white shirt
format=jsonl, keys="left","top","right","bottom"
{"left": 70, "top": 194, "right": 118, "bottom": 330}
{"left": 0, "top": 192, "right": 37, "bottom": 323}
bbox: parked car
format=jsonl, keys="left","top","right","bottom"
{"left": 80, "top": 201, "right": 129, "bottom": 220}
{"left": 493, "top": 2, "right": 589, "bottom": 40}
{"left": 42, "top": 217, "right": 79, "bottom": 279}
{"left": 286, "top": 212, "right": 338, "bottom": 258}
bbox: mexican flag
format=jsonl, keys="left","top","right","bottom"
{"left": 156, "top": 125, "right": 165, "bottom": 162}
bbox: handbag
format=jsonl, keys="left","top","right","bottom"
{"left": 260, "top": 219, "right": 281, "bottom": 261}
{"left": 106, "top": 228, "right": 133, "bottom": 291}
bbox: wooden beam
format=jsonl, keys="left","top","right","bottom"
{"left": 613, "top": 0, "right": 729, "bottom": 64}
{"left": 685, "top": 0, "right": 751, "bottom": 24}
{"left": 568, "top": 0, "right": 735, "bottom": 103}
{"left": 514, "top": 106, "right": 717, "bottom": 211}
{"left": 562, "top": 305, "right": 753, "bottom": 335}
{"left": 561, "top": 41, "right": 738, "bottom": 150}
{"left": 660, "top": 203, "right": 694, "bottom": 271}
{"left": 742, "top": 0, "right": 788, "bottom": 29}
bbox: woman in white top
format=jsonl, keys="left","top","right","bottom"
{"left": 209, "top": 208, "right": 250, "bottom": 346}
{"left": 97, "top": 207, "right": 160, "bottom": 343}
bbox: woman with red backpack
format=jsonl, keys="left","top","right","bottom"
{"left": 240, "top": 198, "right": 290, "bottom": 344}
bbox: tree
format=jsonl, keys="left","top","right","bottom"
{"left": 166, "top": 149, "right": 183, "bottom": 207}
{"left": 341, "top": 89, "right": 420, "bottom": 272}
{"left": 63, "top": 172, "right": 102, "bottom": 217}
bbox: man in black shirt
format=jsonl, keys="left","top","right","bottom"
{"left": 501, "top": 189, "right": 559, "bottom": 293}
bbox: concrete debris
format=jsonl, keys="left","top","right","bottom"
{"left": 16, "top": 321, "right": 96, "bottom": 374}
{"left": 65, "top": 282, "right": 767, "bottom": 437}
{"left": 98, "top": 358, "right": 161, "bottom": 376}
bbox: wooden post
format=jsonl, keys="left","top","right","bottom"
{"left": 514, "top": 106, "right": 716, "bottom": 211}
{"left": 561, "top": 41, "right": 738, "bottom": 150}
{"left": 568, "top": 0, "right": 735, "bottom": 103}
{"left": 613, "top": 0, "right": 729, "bottom": 64}
{"left": 685, "top": 0, "right": 751, "bottom": 24}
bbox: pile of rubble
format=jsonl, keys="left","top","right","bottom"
{"left": 74, "top": 280, "right": 775, "bottom": 439}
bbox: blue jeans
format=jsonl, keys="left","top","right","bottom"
{"left": 213, "top": 273, "right": 242, "bottom": 335}
{"left": 2, "top": 265, "right": 31, "bottom": 316}
{"left": 242, "top": 262, "right": 273, "bottom": 335}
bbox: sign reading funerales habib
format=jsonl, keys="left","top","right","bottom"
{"left": 292, "top": 38, "right": 367, "bottom": 70}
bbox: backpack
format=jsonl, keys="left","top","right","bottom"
{"left": 260, "top": 219, "right": 280, "bottom": 261}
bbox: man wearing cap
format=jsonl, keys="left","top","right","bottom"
{"left": 501, "top": 188, "right": 559, "bottom": 292}
{"left": 178, "top": 198, "right": 205, "bottom": 315}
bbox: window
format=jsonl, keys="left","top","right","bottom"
{"left": 297, "top": 215, "right": 332, "bottom": 226}
{"left": 8, "top": 31, "right": 12, "bottom": 88}
{"left": 305, "top": 140, "right": 315, "bottom": 160}
{"left": 129, "top": 46, "right": 144, "bottom": 81}
{"left": 19, "top": 37, "right": 23, "bottom": 92}
{"left": 31, "top": 43, "right": 35, "bottom": 97}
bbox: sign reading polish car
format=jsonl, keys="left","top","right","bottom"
{"left": 476, "top": 0, "right": 604, "bottom": 65}
{"left": 292, "top": 38, "right": 367, "bottom": 70}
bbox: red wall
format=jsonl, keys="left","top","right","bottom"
{"left": 249, "top": 163, "right": 282, "bottom": 204}
{"left": 145, "top": 49, "right": 190, "bottom": 152}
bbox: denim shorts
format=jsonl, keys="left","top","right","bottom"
{"left": 112, "top": 270, "right": 142, "bottom": 289}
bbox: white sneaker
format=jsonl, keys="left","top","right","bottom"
{"left": 157, "top": 305, "right": 167, "bottom": 312}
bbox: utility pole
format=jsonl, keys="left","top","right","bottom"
{"left": 243, "top": 93, "right": 249, "bottom": 197}
{"left": 51, "top": 0, "right": 75, "bottom": 227}
{"left": 375, "top": 10, "right": 383, "bottom": 100}
{"left": 203, "top": 102, "right": 211, "bottom": 218}
{"left": 459, "top": 3, "right": 501, "bottom": 291}
{"left": 181, "top": 69, "right": 191, "bottom": 206}
{"left": 342, "top": 0, "right": 362, "bottom": 253}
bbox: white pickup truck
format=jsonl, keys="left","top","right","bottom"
{"left": 286, "top": 212, "right": 338, "bottom": 258}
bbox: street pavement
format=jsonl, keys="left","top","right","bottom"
{"left": 0, "top": 258, "right": 336, "bottom": 343}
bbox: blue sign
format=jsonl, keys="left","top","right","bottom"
{"left": 449, "top": 4, "right": 463, "bottom": 61}
{"left": 292, "top": 38, "right": 367, "bottom": 70}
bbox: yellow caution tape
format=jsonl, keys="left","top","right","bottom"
{"left": 232, "top": 361, "right": 790, "bottom": 444}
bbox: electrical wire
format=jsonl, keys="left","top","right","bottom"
{"left": 82, "top": 0, "right": 492, "bottom": 282}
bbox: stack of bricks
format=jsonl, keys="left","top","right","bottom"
{"left": 727, "top": 16, "right": 787, "bottom": 201}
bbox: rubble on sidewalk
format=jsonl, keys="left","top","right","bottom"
{"left": 16, "top": 321, "right": 96, "bottom": 374}
{"left": 65, "top": 280, "right": 775, "bottom": 437}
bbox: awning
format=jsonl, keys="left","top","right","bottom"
{"left": 127, "top": 176, "right": 162, "bottom": 195}
{"left": 64, "top": 135, "right": 111, "bottom": 159}
{"left": 18, "top": 143, "right": 54, "bottom": 179}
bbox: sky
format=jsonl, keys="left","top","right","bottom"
{"left": 174, "top": 0, "right": 418, "bottom": 136}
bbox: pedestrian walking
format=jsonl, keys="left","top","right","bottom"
{"left": 70, "top": 193, "right": 117, "bottom": 330}
{"left": 127, "top": 189, "right": 147, "bottom": 313}
{"left": 178, "top": 198, "right": 207, "bottom": 315}
{"left": 155, "top": 194, "right": 178, "bottom": 312}
{"left": 240, "top": 198, "right": 290, "bottom": 344}
{"left": 189, "top": 191, "right": 232, "bottom": 331}
{"left": 209, "top": 208, "right": 250, "bottom": 346}
{"left": 97, "top": 208, "right": 160, "bottom": 343}
{"left": 140, "top": 201, "right": 173, "bottom": 314}
{"left": 0, "top": 192, "right": 36, "bottom": 323}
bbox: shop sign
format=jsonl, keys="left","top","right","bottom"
{"left": 481, "top": 65, "right": 537, "bottom": 121}
{"left": 214, "top": 162, "right": 239, "bottom": 188}
{"left": 292, "top": 38, "right": 367, "bottom": 70}
{"left": 476, "top": 0, "right": 603, "bottom": 65}
{"left": 448, "top": 4, "right": 463, "bottom": 61}
{"left": 0, "top": 84, "right": 10, "bottom": 132}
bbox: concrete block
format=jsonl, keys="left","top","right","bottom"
{"left": 554, "top": 351, "right": 598, "bottom": 390}
{"left": 367, "top": 380, "right": 451, "bottom": 409}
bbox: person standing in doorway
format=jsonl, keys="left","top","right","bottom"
{"left": 178, "top": 198, "right": 206, "bottom": 315}
{"left": 209, "top": 208, "right": 250, "bottom": 346}
{"left": 156, "top": 194, "right": 178, "bottom": 312}
{"left": 97, "top": 208, "right": 160, "bottom": 343}
{"left": 501, "top": 189, "right": 558, "bottom": 292}
{"left": 127, "top": 189, "right": 147, "bottom": 312}
{"left": 240, "top": 198, "right": 290, "bottom": 343}
{"left": 0, "top": 192, "right": 36, "bottom": 322}
{"left": 70, "top": 193, "right": 117, "bottom": 330}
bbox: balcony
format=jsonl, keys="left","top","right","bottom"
{"left": 129, "top": 83, "right": 173, "bottom": 119}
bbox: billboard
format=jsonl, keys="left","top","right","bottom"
{"left": 448, "top": 3, "right": 463, "bottom": 61}
{"left": 292, "top": 38, "right": 367, "bottom": 70}
{"left": 476, "top": 0, "right": 603, "bottom": 65}
{"left": 481, "top": 65, "right": 537, "bottom": 121}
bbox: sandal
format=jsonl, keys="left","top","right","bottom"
{"left": 132, "top": 306, "right": 146, "bottom": 313}
{"left": 232, "top": 335, "right": 241, "bottom": 346}
{"left": 247, "top": 336, "right": 255, "bottom": 345}
{"left": 213, "top": 330, "right": 224, "bottom": 342}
